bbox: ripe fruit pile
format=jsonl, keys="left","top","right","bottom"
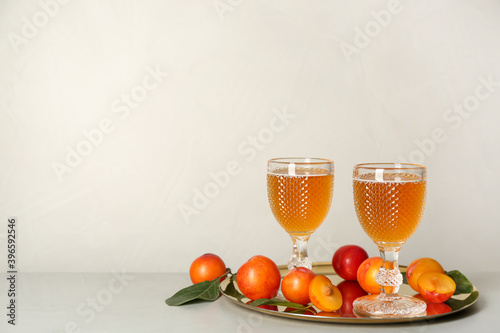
{"left": 235, "top": 256, "right": 343, "bottom": 312}
{"left": 183, "top": 248, "right": 472, "bottom": 317}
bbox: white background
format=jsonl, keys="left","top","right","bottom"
{"left": 0, "top": 0, "right": 499, "bottom": 275}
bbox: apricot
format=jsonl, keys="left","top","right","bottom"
{"left": 281, "top": 267, "right": 316, "bottom": 305}
{"left": 236, "top": 255, "right": 281, "bottom": 300}
{"left": 356, "top": 257, "right": 382, "bottom": 294}
{"left": 308, "top": 275, "right": 343, "bottom": 312}
{"left": 189, "top": 253, "right": 226, "bottom": 284}
{"left": 417, "top": 272, "right": 456, "bottom": 303}
{"left": 406, "top": 258, "right": 445, "bottom": 292}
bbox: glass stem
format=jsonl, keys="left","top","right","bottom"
{"left": 376, "top": 246, "right": 402, "bottom": 299}
{"left": 292, "top": 236, "right": 309, "bottom": 261}
{"left": 288, "top": 235, "right": 311, "bottom": 270}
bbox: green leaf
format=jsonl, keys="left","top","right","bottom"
{"left": 221, "top": 276, "right": 245, "bottom": 301}
{"left": 249, "top": 298, "right": 311, "bottom": 310}
{"left": 445, "top": 290, "right": 479, "bottom": 311}
{"left": 165, "top": 270, "right": 229, "bottom": 306}
{"left": 284, "top": 308, "right": 314, "bottom": 314}
{"left": 446, "top": 270, "right": 474, "bottom": 295}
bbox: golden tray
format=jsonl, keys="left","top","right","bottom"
{"left": 220, "top": 262, "right": 479, "bottom": 324}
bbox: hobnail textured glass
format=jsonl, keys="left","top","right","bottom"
{"left": 352, "top": 163, "right": 427, "bottom": 318}
{"left": 267, "top": 158, "right": 334, "bottom": 271}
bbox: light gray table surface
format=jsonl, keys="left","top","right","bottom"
{"left": 1, "top": 270, "right": 498, "bottom": 332}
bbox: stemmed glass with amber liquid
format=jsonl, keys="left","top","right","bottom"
{"left": 352, "top": 163, "right": 427, "bottom": 318}
{"left": 267, "top": 158, "right": 334, "bottom": 270}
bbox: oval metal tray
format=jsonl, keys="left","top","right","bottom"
{"left": 220, "top": 262, "right": 479, "bottom": 324}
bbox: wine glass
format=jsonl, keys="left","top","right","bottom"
{"left": 267, "top": 158, "right": 334, "bottom": 270}
{"left": 352, "top": 163, "right": 427, "bottom": 318}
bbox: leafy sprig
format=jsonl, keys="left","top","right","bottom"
{"left": 165, "top": 270, "right": 307, "bottom": 311}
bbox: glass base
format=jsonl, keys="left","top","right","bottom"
{"left": 353, "top": 294, "right": 427, "bottom": 318}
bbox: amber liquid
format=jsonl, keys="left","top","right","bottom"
{"left": 267, "top": 168, "right": 334, "bottom": 236}
{"left": 353, "top": 173, "right": 426, "bottom": 244}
